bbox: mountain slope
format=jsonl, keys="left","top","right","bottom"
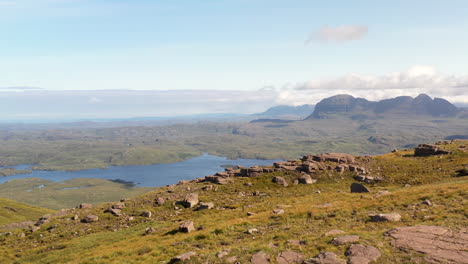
{"left": 0, "top": 140, "right": 466, "bottom": 263}
{"left": 308, "top": 94, "right": 460, "bottom": 119}
{"left": 252, "top": 104, "right": 315, "bottom": 120}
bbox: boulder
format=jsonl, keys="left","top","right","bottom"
{"left": 345, "top": 244, "right": 381, "bottom": 264}
{"left": 217, "top": 249, "right": 232, "bottom": 258}
{"left": 82, "top": 215, "right": 99, "bottom": 223}
{"left": 79, "top": 203, "right": 93, "bottom": 209}
{"left": 298, "top": 174, "right": 316, "bottom": 184}
{"left": 205, "top": 175, "right": 231, "bottom": 185}
{"left": 373, "top": 190, "right": 391, "bottom": 199}
{"left": 30, "top": 226, "right": 40, "bottom": 232}
{"left": 145, "top": 227, "right": 156, "bottom": 234}
{"left": 272, "top": 176, "right": 288, "bottom": 187}
{"left": 350, "top": 183, "right": 370, "bottom": 193}
{"left": 309, "top": 153, "right": 356, "bottom": 164}
{"left": 141, "top": 211, "right": 152, "bottom": 218}
{"left": 370, "top": 213, "right": 401, "bottom": 222}
{"left": 387, "top": 225, "right": 468, "bottom": 263}
{"left": 331, "top": 235, "right": 360, "bottom": 246}
{"left": 106, "top": 208, "right": 122, "bottom": 216}
{"left": 197, "top": 202, "right": 214, "bottom": 210}
{"left": 155, "top": 197, "right": 165, "bottom": 206}
{"left": 35, "top": 214, "right": 52, "bottom": 226}
{"left": 276, "top": 251, "right": 304, "bottom": 264}
{"left": 171, "top": 251, "right": 196, "bottom": 262}
{"left": 179, "top": 221, "right": 195, "bottom": 233}
{"left": 182, "top": 193, "right": 199, "bottom": 208}
{"left": 305, "top": 252, "right": 346, "bottom": 264}
{"left": 251, "top": 251, "right": 270, "bottom": 264}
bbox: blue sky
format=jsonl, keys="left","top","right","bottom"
{"left": 0, "top": 0, "right": 467, "bottom": 119}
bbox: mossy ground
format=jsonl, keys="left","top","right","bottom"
{"left": 0, "top": 141, "right": 466, "bottom": 263}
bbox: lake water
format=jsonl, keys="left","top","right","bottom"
{"left": 0, "top": 154, "right": 278, "bottom": 187}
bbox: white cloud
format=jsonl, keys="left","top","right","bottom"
{"left": 276, "top": 66, "right": 468, "bottom": 105}
{"left": 307, "top": 25, "right": 368, "bottom": 43}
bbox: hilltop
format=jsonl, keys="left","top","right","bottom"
{"left": 308, "top": 94, "right": 462, "bottom": 119}
{"left": 0, "top": 140, "right": 467, "bottom": 263}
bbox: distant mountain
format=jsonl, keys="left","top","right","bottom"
{"left": 307, "top": 94, "right": 461, "bottom": 119}
{"left": 252, "top": 104, "right": 315, "bottom": 120}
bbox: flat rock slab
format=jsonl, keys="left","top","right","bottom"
{"left": 251, "top": 251, "right": 271, "bottom": 264}
{"left": 331, "top": 235, "right": 360, "bottom": 246}
{"left": 305, "top": 251, "right": 346, "bottom": 264}
{"left": 387, "top": 225, "right": 468, "bottom": 264}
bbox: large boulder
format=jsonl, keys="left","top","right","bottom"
{"left": 82, "top": 215, "right": 99, "bottom": 223}
{"left": 276, "top": 251, "right": 304, "bottom": 264}
{"left": 272, "top": 176, "right": 288, "bottom": 187}
{"left": 179, "top": 221, "right": 195, "bottom": 233}
{"left": 370, "top": 213, "right": 401, "bottom": 222}
{"left": 298, "top": 174, "right": 316, "bottom": 184}
{"left": 182, "top": 193, "right": 199, "bottom": 208}
{"left": 350, "top": 183, "right": 370, "bottom": 193}
{"left": 346, "top": 244, "right": 381, "bottom": 264}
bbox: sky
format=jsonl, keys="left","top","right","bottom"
{"left": 1, "top": 0, "right": 468, "bottom": 119}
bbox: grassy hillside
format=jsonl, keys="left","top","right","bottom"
{"left": 0, "top": 178, "right": 154, "bottom": 210}
{"left": 0, "top": 198, "right": 54, "bottom": 227}
{"left": 0, "top": 140, "right": 466, "bottom": 263}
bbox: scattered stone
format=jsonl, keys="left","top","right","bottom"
{"left": 247, "top": 228, "right": 258, "bottom": 234}
{"left": 324, "top": 230, "right": 345, "bottom": 237}
{"left": 128, "top": 216, "right": 134, "bottom": 221}
{"left": 298, "top": 174, "right": 316, "bottom": 184}
{"left": 272, "top": 176, "right": 288, "bottom": 187}
{"left": 179, "top": 221, "right": 195, "bottom": 233}
{"left": 346, "top": 244, "right": 381, "bottom": 264}
{"left": 226, "top": 256, "right": 238, "bottom": 263}
{"left": 182, "top": 193, "right": 199, "bottom": 208}
{"left": 287, "top": 240, "right": 306, "bottom": 246}
{"left": 155, "top": 197, "right": 165, "bottom": 206}
{"left": 217, "top": 249, "right": 232, "bottom": 258}
{"left": 370, "top": 213, "right": 401, "bottom": 222}
{"left": 272, "top": 209, "right": 285, "bottom": 215}
{"left": 79, "top": 203, "right": 92, "bottom": 209}
{"left": 82, "top": 215, "right": 99, "bottom": 223}
{"left": 35, "top": 214, "right": 52, "bottom": 226}
{"left": 305, "top": 251, "right": 346, "bottom": 264}
{"left": 197, "top": 202, "right": 214, "bottom": 210}
{"left": 350, "top": 183, "right": 370, "bottom": 193}
{"left": 387, "top": 225, "right": 468, "bottom": 264}
{"left": 253, "top": 190, "right": 261, "bottom": 196}
{"left": 247, "top": 212, "right": 257, "bottom": 216}
{"left": 251, "top": 251, "right": 270, "bottom": 264}
{"left": 244, "top": 182, "right": 253, "bottom": 187}
{"left": 71, "top": 215, "right": 79, "bottom": 221}
{"left": 392, "top": 148, "right": 398, "bottom": 153}
{"left": 171, "top": 251, "right": 196, "bottom": 262}
{"left": 141, "top": 211, "right": 152, "bottom": 218}
{"left": 145, "top": 227, "right": 155, "bottom": 235}
{"left": 421, "top": 199, "right": 432, "bottom": 206}
{"left": 276, "top": 251, "right": 304, "bottom": 264}
{"left": 374, "top": 190, "right": 391, "bottom": 199}
{"left": 202, "top": 185, "right": 215, "bottom": 191}
{"left": 30, "top": 226, "right": 40, "bottom": 232}
{"left": 330, "top": 235, "right": 360, "bottom": 246}
{"left": 354, "top": 175, "right": 384, "bottom": 184}
{"left": 112, "top": 202, "right": 125, "bottom": 209}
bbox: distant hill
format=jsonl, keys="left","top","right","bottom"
{"left": 252, "top": 104, "right": 315, "bottom": 120}
{"left": 307, "top": 94, "right": 461, "bottom": 119}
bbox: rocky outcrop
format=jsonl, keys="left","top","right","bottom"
{"left": 414, "top": 144, "right": 451, "bottom": 156}
{"left": 387, "top": 225, "right": 468, "bottom": 263}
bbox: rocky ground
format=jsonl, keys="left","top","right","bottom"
{"left": 0, "top": 140, "right": 466, "bottom": 263}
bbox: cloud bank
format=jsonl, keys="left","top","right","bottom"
{"left": 276, "top": 66, "right": 468, "bottom": 105}
{"left": 307, "top": 25, "right": 368, "bottom": 43}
